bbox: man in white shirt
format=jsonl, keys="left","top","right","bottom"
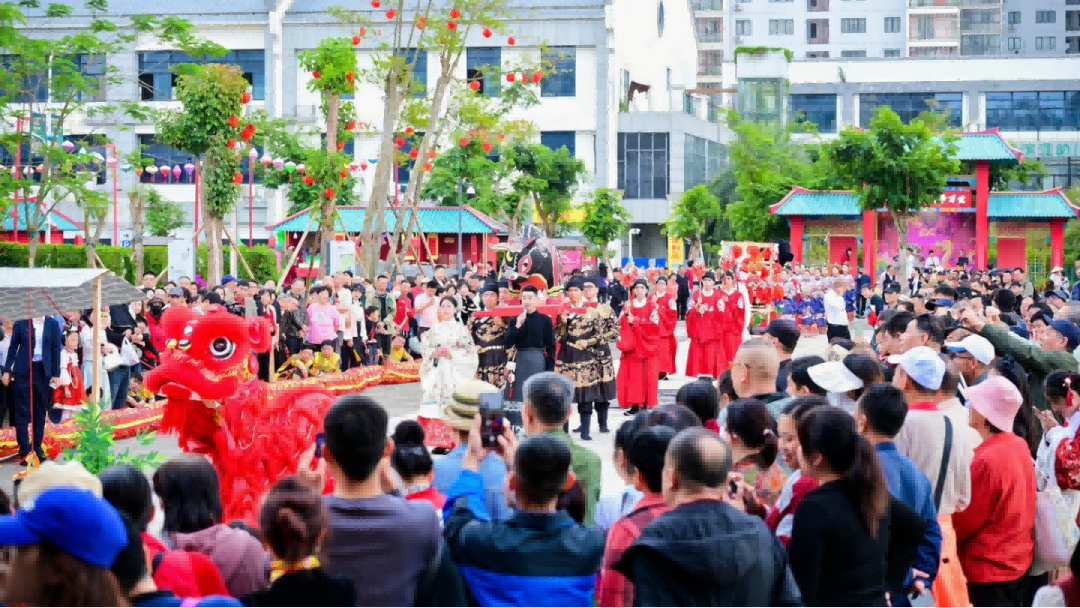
{"left": 413, "top": 280, "right": 439, "bottom": 337}
{"left": 925, "top": 248, "right": 942, "bottom": 269}
{"left": 824, "top": 278, "right": 851, "bottom": 341}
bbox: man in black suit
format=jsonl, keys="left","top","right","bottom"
{"left": 2, "top": 315, "right": 63, "bottom": 463}
{"left": 675, "top": 264, "right": 692, "bottom": 321}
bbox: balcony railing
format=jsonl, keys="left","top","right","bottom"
{"left": 692, "top": 0, "right": 723, "bottom": 10}
{"left": 910, "top": 29, "right": 960, "bottom": 42}
{"left": 698, "top": 31, "right": 724, "bottom": 42}
{"left": 909, "top": 0, "right": 999, "bottom": 6}
{"left": 697, "top": 64, "right": 723, "bottom": 76}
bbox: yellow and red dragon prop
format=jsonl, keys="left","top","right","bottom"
{"left": 143, "top": 305, "right": 419, "bottom": 520}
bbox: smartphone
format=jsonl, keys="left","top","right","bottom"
{"left": 728, "top": 479, "right": 739, "bottom": 498}
{"left": 314, "top": 432, "right": 325, "bottom": 459}
{"left": 477, "top": 392, "right": 505, "bottom": 448}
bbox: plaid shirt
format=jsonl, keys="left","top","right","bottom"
{"left": 596, "top": 493, "right": 670, "bottom": 607}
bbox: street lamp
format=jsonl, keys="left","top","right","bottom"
{"left": 627, "top": 227, "right": 641, "bottom": 265}
{"left": 456, "top": 179, "right": 475, "bottom": 275}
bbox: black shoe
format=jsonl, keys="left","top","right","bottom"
{"left": 572, "top": 426, "right": 581, "bottom": 433}
{"left": 599, "top": 425, "right": 610, "bottom": 433}
{"left": 35, "top": 451, "right": 47, "bottom": 463}
{"left": 624, "top": 405, "right": 640, "bottom": 416}
{"left": 16, "top": 452, "right": 30, "bottom": 467}
{"left": 580, "top": 431, "right": 592, "bottom": 441}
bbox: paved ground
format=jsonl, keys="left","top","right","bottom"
{"left": 0, "top": 320, "right": 857, "bottom": 505}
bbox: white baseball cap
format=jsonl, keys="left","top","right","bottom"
{"left": 808, "top": 361, "right": 864, "bottom": 394}
{"left": 944, "top": 334, "right": 995, "bottom": 366}
{"left": 887, "top": 346, "right": 947, "bottom": 391}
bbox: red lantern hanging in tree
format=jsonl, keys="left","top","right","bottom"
{"left": 468, "top": 80, "right": 480, "bottom": 91}
{"left": 346, "top": 71, "right": 354, "bottom": 83}
{"left": 370, "top": 0, "right": 379, "bottom": 6}
{"left": 340, "top": 168, "right": 349, "bottom": 178}
{"left": 449, "top": 7, "right": 459, "bottom": 17}
{"left": 312, "top": 70, "right": 320, "bottom": 79}
{"left": 427, "top": 150, "right": 437, "bottom": 159}
{"left": 482, "top": 27, "right": 492, "bottom": 37}
{"left": 458, "top": 137, "right": 469, "bottom": 147}
{"left": 505, "top": 73, "right": 515, "bottom": 83}
{"left": 324, "top": 187, "right": 336, "bottom": 199}
{"left": 232, "top": 172, "right": 243, "bottom": 184}
{"left": 385, "top": 8, "right": 395, "bottom": 19}
{"left": 336, "top": 141, "right": 344, "bottom": 151}
{"left": 422, "top": 162, "right": 433, "bottom": 171}
{"left": 302, "top": 174, "right": 315, "bottom": 186}
{"left": 227, "top": 138, "right": 237, "bottom": 148}
{"left": 240, "top": 92, "right": 251, "bottom": 104}
{"left": 346, "top": 120, "right": 356, "bottom": 130}
{"left": 482, "top": 142, "right": 492, "bottom": 153}
{"left": 395, "top": 136, "right": 405, "bottom": 147}
{"left": 240, "top": 129, "right": 252, "bottom": 141}
{"left": 416, "top": 16, "right": 426, "bottom": 29}
{"left": 408, "top": 149, "right": 419, "bottom": 159}
{"left": 352, "top": 35, "right": 361, "bottom": 45}
{"left": 404, "top": 127, "right": 414, "bottom": 135}
{"left": 358, "top": 26, "right": 366, "bottom": 36}
{"left": 507, "top": 36, "right": 516, "bottom": 45}
{"left": 531, "top": 71, "right": 543, "bottom": 83}
{"left": 228, "top": 116, "right": 239, "bottom": 128}
{"left": 447, "top": 20, "right": 456, "bottom": 29}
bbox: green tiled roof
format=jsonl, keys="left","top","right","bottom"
{"left": 2, "top": 212, "right": 82, "bottom": 231}
{"left": 954, "top": 133, "right": 1022, "bottom": 163}
{"left": 268, "top": 206, "right": 505, "bottom": 234}
{"left": 772, "top": 188, "right": 1077, "bottom": 219}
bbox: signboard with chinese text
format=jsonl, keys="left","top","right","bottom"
{"left": 667, "top": 236, "right": 684, "bottom": 266}
{"left": 932, "top": 188, "right": 975, "bottom": 212}
{"left": 1013, "top": 141, "right": 1080, "bottom": 158}
{"left": 804, "top": 220, "right": 861, "bottom": 237}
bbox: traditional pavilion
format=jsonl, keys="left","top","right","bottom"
{"left": 770, "top": 129, "right": 1079, "bottom": 275}
{"left": 266, "top": 205, "right": 508, "bottom": 266}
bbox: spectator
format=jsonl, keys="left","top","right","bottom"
{"left": 413, "top": 281, "right": 439, "bottom": 337}
{"left": 856, "top": 383, "right": 943, "bottom": 606}
{"left": 305, "top": 286, "right": 341, "bottom": 349}
{"left": 521, "top": 372, "right": 602, "bottom": 525}
{"left": 613, "top": 428, "right": 802, "bottom": 606}
{"left": 391, "top": 420, "right": 445, "bottom": 511}
{"left": 0, "top": 487, "right": 129, "bottom": 606}
{"left": 99, "top": 463, "right": 230, "bottom": 599}
{"left": 318, "top": 395, "right": 443, "bottom": 606}
{"left": 753, "top": 319, "right": 800, "bottom": 393}
{"left": 153, "top": 455, "right": 269, "bottom": 598}
{"left": 786, "top": 355, "right": 827, "bottom": 397}
{"left": 596, "top": 425, "right": 676, "bottom": 607}
{"left": 953, "top": 376, "right": 1037, "bottom": 606}
{"left": 727, "top": 338, "right": 792, "bottom": 420}
{"left": 243, "top": 476, "right": 355, "bottom": 606}
{"left": 944, "top": 334, "right": 994, "bottom": 386}
{"left": 442, "top": 420, "right": 605, "bottom": 606}
{"left": 673, "top": 378, "right": 720, "bottom": 427}
{"left": 789, "top": 407, "right": 924, "bottom": 606}
{"left": 594, "top": 412, "right": 652, "bottom": 533}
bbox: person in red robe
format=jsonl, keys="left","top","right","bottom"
{"left": 616, "top": 279, "right": 660, "bottom": 414}
{"left": 722, "top": 272, "right": 748, "bottom": 363}
{"left": 685, "top": 271, "right": 726, "bottom": 377}
{"left": 653, "top": 275, "right": 679, "bottom": 379}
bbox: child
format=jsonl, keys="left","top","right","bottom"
{"left": 276, "top": 345, "right": 316, "bottom": 380}
{"left": 387, "top": 333, "right": 413, "bottom": 363}
{"left": 54, "top": 330, "right": 84, "bottom": 419}
{"left": 390, "top": 420, "right": 445, "bottom": 511}
{"left": 362, "top": 306, "right": 383, "bottom": 365}
{"left": 311, "top": 340, "right": 341, "bottom": 375}
{"left": 126, "top": 371, "right": 159, "bottom": 408}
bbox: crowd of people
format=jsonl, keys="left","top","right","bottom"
{"left": 5, "top": 250, "right": 1080, "bottom": 606}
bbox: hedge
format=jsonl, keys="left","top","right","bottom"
{"left": 0, "top": 242, "right": 280, "bottom": 285}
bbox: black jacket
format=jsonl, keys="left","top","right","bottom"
{"left": 675, "top": 273, "right": 691, "bottom": 297}
{"left": 241, "top": 569, "right": 355, "bottom": 606}
{"left": 608, "top": 282, "right": 629, "bottom": 317}
{"left": 613, "top": 499, "right": 802, "bottom": 607}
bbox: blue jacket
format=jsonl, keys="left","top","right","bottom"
{"left": 4, "top": 317, "right": 62, "bottom": 378}
{"left": 442, "top": 469, "right": 604, "bottom": 606}
{"left": 1071, "top": 280, "right": 1080, "bottom": 302}
{"left": 431, "top": 445, "right": 514, "bottom": 521}
{"left": 876, "top": 442, "right": 942, "bottom": 602}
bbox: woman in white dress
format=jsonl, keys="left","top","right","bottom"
{"left": 418, "top": 296, "right": 479, "bottom": 407}
{"left": 79, "top": 308, "right": 114, "bottom": 402}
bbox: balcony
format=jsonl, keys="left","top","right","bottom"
{"left": 909, "top": 0, "right": 1000, "bottom": 6}
{"left": 698, "top": 31, "right": 724, "bottom": 42}
{"left": 910, "top": 33, "right": 961, "bottom": 44}
{"left": 698, "top": 64, "right": 723, "bottom": 76}
{"left": 692, "top": 0, "right": 723, "bottom": 10}
{"left": 959, "top": 21, "right": 1002, "bottom": 34}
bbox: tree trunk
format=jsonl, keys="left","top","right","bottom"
{"left": 25, "top": 198, "right": 40, "bottom": 268}
{"left": 321, "top": 93, "right": 340, "bottom": 281}
{"left": 129, "top": 190, "right": 146, "bottom": 280}
{"left": 893, "top": 213, "right": 909, "bottom": 289}
{"left": 359, "top": 83, "right": 404, "bottom": 279}
{"left": 689, "top": 235, "right": 702, "bottom": 263}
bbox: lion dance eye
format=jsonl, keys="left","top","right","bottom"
{"left": 519, "top": 256, "right": 532, "bottom": 274}
{"left": 209, "top": 337, "right": 235, "bottom": 359}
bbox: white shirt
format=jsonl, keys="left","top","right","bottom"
{"left": 824, "top": 290, "right": 848, "bottom": 326}
{"left": 926, "top": 255, "right": 941, "bottom": 268}
{"left": 32, "top": 318, "right": 44, "bottom": 361}
{"left": 0, "top": 334, "right": 10, "bottom": 368}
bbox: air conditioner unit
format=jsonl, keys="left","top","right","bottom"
{"left": 733, "top": 4, "right": 742, "bottom": 11}
{"left": 1008, "top": 24, "right": 1016, "bottom": 32}
{"left": 734, "top": 35, "right": 744, "bottom": 43}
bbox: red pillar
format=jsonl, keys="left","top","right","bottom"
{"left": 469, "top": 234, "right": 478, "bottom": 262}
{"left": 976, "top": 161, "right": 989, "bottom": 270}
{"left": 1052, "top": 218, "right": 1065, "bottom": 269}
{"left": 790, "top": 217, "right": 803, "bottom": 263}
{"left": 862, "top": 210, "right": 876, "bottom": 279}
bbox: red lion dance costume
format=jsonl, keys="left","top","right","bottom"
{"left": 145, "top": 305, "right": 338, "bottom": 521}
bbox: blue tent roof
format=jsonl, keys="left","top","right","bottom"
{"left": 2, "top": 211, "right": 82, "bottom": 231}
{"left": 268, "top": 206, "right": 506, "bottom": 234}
{"left": 771, "top": 187, "right": 1077, "bottom": 219}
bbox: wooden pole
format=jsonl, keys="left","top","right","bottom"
{"left": 277, "top": 214, "right": 316, "bottom": 288}
{"left": 91, "top": 275, "right": 102, "bottom": 403}
{"left": 220, "top": 224, "right": 258, "bottom": 280}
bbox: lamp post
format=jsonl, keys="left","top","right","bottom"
{"left": 105, "top": 144, "right": 118, "bottom": 246}
{"left": 248, "top": 147, "right": 258, "bottom": 247}
{"left": 627, "top": 227, "right": 641, "bottom": 265}
{"left": 456, "top": 179, "right": 475, "bottom": 275}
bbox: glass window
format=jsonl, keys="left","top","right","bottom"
{"left": 1008, "top": 11, "right": 1020, "bottom": 24}
{"left": 53, "top": 54, "right": 107, "bottom": 102}
{"left": 884, "top": 48, "right": 901, "bottom": 57}
{"left": 769, "top": 19, "right": 794, "bottom": 35}
{"left": 466, "top": 47, "right": 501, "bottom": 98}
{"left": 735, "top": 20, "right": 752, "bottom": 35}
{"left": 841, "top": 18, "right": 866, "bottom": 33}
{"left": 884, "top": 17, "right": 901, "bottom": 33}
{"left": 684, "top": 134, "right": 726, "bottom": 189}
{"left": 541, "top": 47, "right": 576, "bottom": 98}
{"left": 403, "top": 48, "right": 427, "bottom": 98}
{"left": 859, "top": 92, "right": 963, "bottom": 127}
{"left": 617, "top": 132, "right": 669, "bottom": 200}
{"left": 841, "top": 50, "right": 867, "bottom": 57}
{"left": 1, "top": 55, "right": 49, "bottom": 103}
{"left": 738, "top": 78, "right": 785, "bottom": 124}
{"left": 961, "top": 34, "right": 1000, "bottom": 55}
{"left": 1037, "top": 10, "right": 1057, "bottom": 23}
{"left": 384, "top": 131, "right": 420, "bottom": 183}
{"left": 137, "top": 134, "right": 198, "bottom": 184}
{"left": 790, "top": 93, "right": 837, "bottom": 132}
{"left": 540, "top": 131, "right": 575, "bottom": 157}
{"left": 986, "top": 91, "right": 1080, "bottom": 131}
{"left": 138, "top": 51, "right": 265, "bottom": 101}
{"left": 1036, "top": 36, "right": 1057, "bottom": 50}
{"left": 1008, "top": 36, "right": 1021, "bottom": 50}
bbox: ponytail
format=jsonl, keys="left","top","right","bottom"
{"left": 797, "top": 408, "right": 889, "bottom": 538}
{"left": 726, "top": 398, "right": 779, "bottom": 469}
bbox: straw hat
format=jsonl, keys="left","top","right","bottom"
{"left": 18, "top": 461, "right": 102, "bottom": 505}
{"left": 442, "top": 379, "right": 500, "bottom": 431}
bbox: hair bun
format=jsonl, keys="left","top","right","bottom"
{"left": 392, "top": 419, "right": 426, "bottom": 446}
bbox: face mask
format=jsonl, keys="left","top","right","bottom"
{"left": 149, "top": 303, "right": 164, "bottom": 315}
{"left": 718, "top": 426, "right": 730, "bottom": 442}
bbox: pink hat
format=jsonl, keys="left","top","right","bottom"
{"left": 962, "top": 376, "right": 1023, "bottom": 433}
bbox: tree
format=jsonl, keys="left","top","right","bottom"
{"left": 143, "top": 187, "right": 185, "bottom": 237}
{"left": 962, "top": 157, "right": 1047, "bottom": 191}
{"left": 724, "top": 111, "right": 832, "bottom": 242}
{"left": 509, "top": 142, "right": 588, "bottom": 238}
{"left": 665, "top": 185, "right": 724, "bottom": 263}
{"left": 828, "top": 106, "right": 961, "bottom": 275}
{"left": 579, "top": 188, "right": 630, "bottom": 258}
{"left": 156, "top": 63, "right": 250, "bottom": 286}
{"left": 0, "top": 3, "right": 218, "bottom": 267}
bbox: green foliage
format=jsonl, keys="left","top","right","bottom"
{"left": 62, "top": 401, "right": 162, "bottom": 475}
{"left": 157, "top": 64, "right": 249, "bottom": 158}
{"left": 962, "top": 157, "right": 1048, "bottom": 191}
{"left": 509, "top": 143, "right": 588, "bottom": 237}
{"left": 298, "top": 37, "right": 360, "bottom": 146}
{"left": 579, "top": 188, "right": 630, "bottom": 248}
{"left": 143, "top": 186, "right": 186, "bottom": 237}
{"left": 829, "top": 106, "right": 961, "bottom": 216}
{"left": 665, "top": 185, "right": 724, "bottom": 261}
{"left": 733, "top": 46, "right": 794, "bottom": 63}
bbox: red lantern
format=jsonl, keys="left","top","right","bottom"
{"left": 408, "top": 149, "right": 419, "bottom": 159}
{"left": 482, "top": 27, "right": 492, "bottom": 37}
{"left": 468, "top": 80, "right": 480, "bottom": 91}
{"left": 395, "top": 136, "right": 405, "bottom": 147}
{"left": 228, "top": 116, "right": 239, "bottom": 128}
{"left": 772, "top": 284, "right": 785, "bottom": 300}
{"left": 747, "top": 244, "right": 760, "bottom": 259}
{"left": 267, "top": 234, "right": 277, "bottom": 248}
{"left": 386, "top": 8, "right": 395, "bottom": 19}
{"left": 245, "top": 124, "right": 255, "bottom": 133}
{"left": 352, "top": 35, "right": 361, "bottom": 45}
{"left": 240, "top": 129, "right": 252, "bottom": 141}
{"left": 482, "top": 142, "right": 492, "bottom": 153}
{"left": 370, "top": 0, "right": 378, "bottom": 6}
{"left": 404, "top": 127, "right": 414, "bottom": 135}
{"left": 507, "top": 36, "right": 516, "bottom": 45}
{"left": 760, "top": 267, "right": 770, "bottom": 280}
{"left": 761, "top": 248, "right": 772, "bottom": 261}
{"left": 447, "top": 20, "right": 456, "bottom": 29}
{"left": 312, "top": 69, "right": 320, "bottom": 79}
{"left": 227, "top": 138, "right": 237, "bottom": 148}
{"left": 498, "top": 133, "right": 505, "bottom": 140}
{"left": 336, "top": 141, "right": 344, "bottom": 151}
{"left": 458, "top": 137, "right": 469, "bottom": 147}
{"left": 232, "top": 172, "right": 243, "bottom": 184}
{"left": 530, "top": 71, "right": 542, "bottom": 83}
{"left": 240, "top": 92, "right": 251, "bottom": 104}
{"left": 360, "top": 162, "right": 368, "bottom": 170}
{"left": 358, "top": 26, "right": 366, "bottom": 36}
{"left": 346, "top": 71, "right": 354, "bottom": 83}
{"left": 422, "top": 161, "right": 433, "bottom": 171}
{"left": 324, "top": 187, "right": 336, "bottom": 199}
{"left": 449, "top": 7, "right": 459, "bottom": 17}
{"left": 731, "top": 245, "right": 743, "bottom": 259}
{"left": 338, "top": 168, "right": 347, "bottom": 178}
{"left": 416, "top": 16, "right": 426, "bottom": 29}
{"left": 302, "top": 174, "right": 314, "bottom": 185}
{"left": 346, "top": 120, "right": 356, "bottom": 130}
{"left": 427, "top": 150, "right": 436, "bottom": 159}
{"left": 505, "top": 72, "right": 515, "bottom": 83}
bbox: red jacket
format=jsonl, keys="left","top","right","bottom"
{"left": 141, "top": 533, "right": 230, "bottom": 598}
{"left": 952, "top": 432, "right": 1037, "bottom": 583}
